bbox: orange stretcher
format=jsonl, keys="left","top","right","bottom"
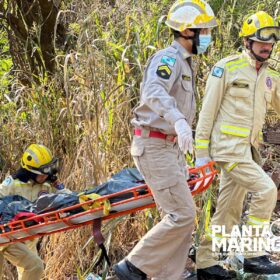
{"left": 0, "top": 162, "right": 217, "bottom": 246}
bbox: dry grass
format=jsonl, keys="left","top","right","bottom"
{"left": 0, "top": 0, "right": 279, "bottom": 278}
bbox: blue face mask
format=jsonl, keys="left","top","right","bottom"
{"left": 197, "top": 34, "right": 212, "bottom": 54}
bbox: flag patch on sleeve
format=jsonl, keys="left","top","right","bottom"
{"left": 212, "top": 66, "right": 224, "bottom": 78}
{"left": 161, "top": 55, "right": 176, "bottom": 67}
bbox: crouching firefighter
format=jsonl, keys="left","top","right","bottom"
{"left": 0, "top": 144, "right": 72, "bottom": 280}
{"left": 113, "top": 0, "right": 218, "bottom": 279}
{"left": 195, "top": 11, "right": 280, "bottom": 279}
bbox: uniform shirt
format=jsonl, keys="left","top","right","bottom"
{"left": 0, "top": 176, "right": 72, "bottom": 251}
{"left": 0, "top": 176, "right": 71, "bottom": 201}
{"left": 131, "top": 40, "right": 196, "bottom": 135}
{"left": 195, "top": 50, "right": 280, "bottom": 164}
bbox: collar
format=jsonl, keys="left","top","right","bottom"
{"left": 242, "top": 50, "right": 269, "bottom": 69}
{"left": 171, "top": 40, "right": 192, "bottom": 60}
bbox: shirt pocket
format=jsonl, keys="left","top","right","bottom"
{"left": 228, "top": 82, "right": 252, "bottom": 116}
{"left": 177, "top": 79, "right": 193, "bottom": 117}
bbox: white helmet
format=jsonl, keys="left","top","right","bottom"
{"left": 166, "top": 0, "right": 218, "bottom": 31}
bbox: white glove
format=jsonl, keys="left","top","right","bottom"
{"left": 174, "top": 119, "right": 193, "bottom": 154}
{"left": 195, "top": 157, "right": 211, "bottom": 167}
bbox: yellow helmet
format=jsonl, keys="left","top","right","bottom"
{"left": 21, "top": 144, "right": 58, "bottom": 175}
{"left": 165, "top": 0, "right": 218, "bottom": 31}
{"left": 240, "top": 11, "right": 280, "bottom": 43}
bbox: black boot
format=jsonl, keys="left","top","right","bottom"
{"left": 244, "top": 255, "right": 280, "bottom": 274}
{"left": 197, "top": 265, "right": 236, "bottom": 280}
{"left": 113, "top": 259, "right": 147, "bottom": 280}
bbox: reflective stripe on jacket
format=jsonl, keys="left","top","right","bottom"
{"left": 0, "top": 176, "right": 71, "bottom": 201}
{"left": 195, "top": 51, "right": 280, "bottom": 164}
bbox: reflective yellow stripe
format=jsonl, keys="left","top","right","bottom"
{"left": 195, "top": 139, "right": 209, "bottom": 149}
{"left": 220, "top": 125, "right": 250, "bottom": 137}
{"left": 224, "top": 162, "right": 238, "bottom": 172}
{"left": 225, "top": 58, "right": 245, "bottom": 67}
{"left": 259, "top": 131, "right": 263, "bottom": 141}
{"left": 228, "top": 62, "right": 249, "bottom": 72}
{"left": 225, "top": 58, "right": 249, "bottom": 71}
{"left": 268, "top": 69, "right": 280, "bottom": 77}
{"left": 247, "top": 215, "right": 269, "bottom": 226}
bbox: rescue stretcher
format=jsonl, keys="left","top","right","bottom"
{"left": 0, "top": 162, "right": 217, "bottom": 247}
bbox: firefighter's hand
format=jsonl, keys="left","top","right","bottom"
{"left": 174, "top": 119, "right": 193, "bottom": 154}
{"left": 195, "top": 157, "right": 211, "bottom": 167}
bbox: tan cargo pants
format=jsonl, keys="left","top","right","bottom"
{"left": 196, "top": 160, "right": 277, "bottom": 269}
{"left": 0, "top": 240, "right": 44, "bottom": 280}
{"left": 127, "top": 135, "right": 196, "bottom": 280}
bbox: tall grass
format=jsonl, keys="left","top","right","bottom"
{"left": 0, "top": 0, "right": 279, "bottom": 278}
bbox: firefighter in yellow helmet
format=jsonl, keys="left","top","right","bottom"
{"left": 0, "top": 144, "right": 72, "bottom": 280}
{"left": 113, "top": 1, "right": 217, "bottom": 279}
{"left": 195, "top": 11, "right": 280, "bottom": 279}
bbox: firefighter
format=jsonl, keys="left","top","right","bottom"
{"left": 195, "top": 11, "right": 280, "bottom": 279}
{"left": 113, "top": 1, "right": 217, "bottom": 279}
{"left": 0, "top": 144, "right": 71, "bottom": 280}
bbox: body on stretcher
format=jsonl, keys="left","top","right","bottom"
{"left": 0, "top": 162, "right": 217, "bottom": 246}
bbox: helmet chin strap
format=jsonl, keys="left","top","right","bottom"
{"left": 246, "top": 39, "right": 272, "bottom": 62}
{"left": 179, "top": 29, "right": 201, "bottom": 54}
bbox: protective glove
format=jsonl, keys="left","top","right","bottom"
{"left": 195, "top": 157, "right": 211, "bottom": 167}
{"left": 174, "top": 119, "right": 193, "bottom": 154}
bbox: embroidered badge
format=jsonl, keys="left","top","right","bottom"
{"left": 156, "top": 65, "right": 172, "bottom": 80}
{"left": 212, "top": 66, "right": 224, "bottom": 78}
{"left": 182, "top": 74, "right": 191, "bottom": 81}
{"left": 3, "top": 177, "right": 12, "bottom": 187}
{"left": 266, "top": 77, "right": 272, "bottom": 89}
{"left": 38, "top": 190, "right": 49, "bottom": 197}
{"left": 161, "top": 55, "right": 176, "bottom": 67}
{"left": 55, "top": 183, "right": 65, "bottom": 190}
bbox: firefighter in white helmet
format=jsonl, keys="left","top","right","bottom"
{"left": 113, "top": 1, "right": 217, "bottom": 279}
{"left": 0, "top": 144, "right": 72, "bottom": 280}
{"left": 195, "top": 11, "right": 280, "bottom": 279}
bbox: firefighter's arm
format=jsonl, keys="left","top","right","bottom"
{"left": 142, "top": 52, "right": 186, "bottom": 126}
{"left": 195, "top": 64, "right": 226, "bottom": 158}
{"left": 0, "top": 177, "right": 15, "bottom": 197}
{"left": 271, "top": 75, "right": 280, "bottom": 114}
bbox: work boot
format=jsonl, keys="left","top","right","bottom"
{"left": 244, "top": 255, "right": 280, "bottom": 274}
{"left": 113, "top": 259, "right": 147, "bottom": 280}
{"left": 197, "top": 265, "right": 236, "bottom": 280}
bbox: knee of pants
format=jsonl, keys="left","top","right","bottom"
{"left": 260, "top": 183, "right": 277, "bottom": 201}
{"left": 168, "top": 204, "right": 196, "bottom": 229}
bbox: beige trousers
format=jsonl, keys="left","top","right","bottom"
{"left": 128, "top": 135, "right": 196, "bottom": 280}
{"left": 1, "top": 240, "right": 44, "bottom": 280}
{"left": 196, "top": 160, "right": 277, "bottom": 269}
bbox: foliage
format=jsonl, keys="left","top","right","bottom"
{"left": 0, "top": 0, "right": 279, "bottom": 278}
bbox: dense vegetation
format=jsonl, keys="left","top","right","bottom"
{"left": 0, "top": 0, "right": 279, "bottom": 279}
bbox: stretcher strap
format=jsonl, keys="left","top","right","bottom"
{"left": 92, "top": 219, "right": 111, "bottom": 267}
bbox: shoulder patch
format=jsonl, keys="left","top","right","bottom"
{"left": 212, "top": 66, "right": 224, "bottom": 78}
{"left": 55, "top": 183, "right": 65, "bottom": 190}
{"left": 156, "top": 65, "right": 172, "bottom": 80}
{"left": 2, "top": 177, "right": 13, "bottom": 187}
{"left": 161, "top": 55, "right": 176, "bottom": 67}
